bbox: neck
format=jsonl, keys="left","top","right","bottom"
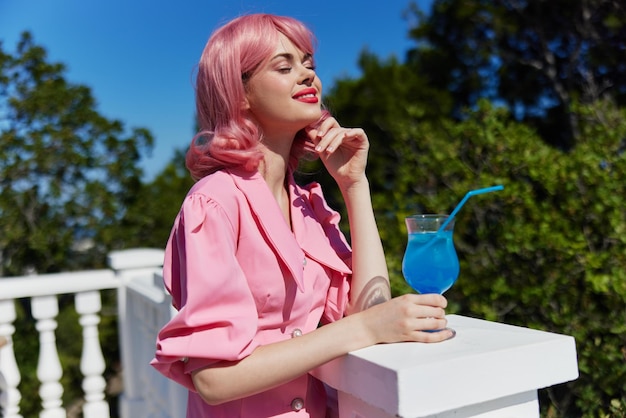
{"left": 257, "top": 129, "right": 296, "bottom": 193}
{"left": 257, "top": 148, "right": 292, "bottom": 228}
{"left": 257, "top": 146, "right": 290, "bottom": 199}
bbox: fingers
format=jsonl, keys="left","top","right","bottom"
{"left": 305, "top": 119, "right": 367, "bottom": 155}
{"left": 414, "top": 328, "right": 456, "bottom": 343}
{"left": 417, "top": 316, "right": 448, "bottom": 332}
{"left": 404, "top": 306, "right": 447, "bottom": 331}
{"left": 400, "top": 314, "right": 453, "bottom": 343}
{"left": 414, "top": 305, "right": 447, "bottom": 321}
{"left": 377, "top": 294, "right": 454, "bottom": 343}
{"left": 304, "top": 117, "right": 337, "bottom": 145}
{"left": 313, "top": 116, "right": 340, "bottom": 135}
{"left": 314, "top": 129, "right": 364, "bottom": 154}
{"left": 400, "top": 293, "right": 448, "bottom": 309}
{"left": 313, "top": 129, "right": 342, "bottom": 153}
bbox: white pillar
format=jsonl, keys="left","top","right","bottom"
{"left": 31, "top": 295, "right": 65, "bottom": 418}
{"left": 0, "top": 299, "right": 22, "bottom": 418}
{"left": 107, "top": 248, "right": 166, "bottom": 418}
{"left": 312, "top": 315, "right": 579, "bottom": 418}
{"left": 76, "top": 291, "right": 110, "bottom": 418}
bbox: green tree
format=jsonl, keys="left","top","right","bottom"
{"left": 325, "top": 52, "right": 452, "bottom": 199}
{"left": 325, "top": 45, "right": 625, "bottom": 417}
{"left": 117, "top": 148, "right": 194, "bottom": 249}
{"left": 0, "top": 32, "right": 154, "bottom": 416}
{"left": 405, "top": 0, "right": 626, "bottom": 149}
{"left": 0, "top": 32, "right": 154, "bottom": 276}
{"left": 330, "top": 90, "right": 626, "bottom": 416}
{"left": 406, "top": 100, "right": 625, "bottom": 416}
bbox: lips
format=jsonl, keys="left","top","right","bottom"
{"left": 293, "top": 87, "right": 319, "bottom": 103}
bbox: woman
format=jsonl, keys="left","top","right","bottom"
{"left": 151, "top": 13, "right": 454, "bottom": 417}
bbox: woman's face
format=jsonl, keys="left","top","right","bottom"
{"left": 244, "top": 33, "right": 323, "bottom": 138}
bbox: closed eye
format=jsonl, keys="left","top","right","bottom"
{"left": 271, "top": 52, "right": 316, "bottom": 74}
{"left": 303, "top": 54, "right": 316, "bottom": 71}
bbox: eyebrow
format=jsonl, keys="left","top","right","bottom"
{"left": 270, "top": 52, "right": 313, "bottom": 63}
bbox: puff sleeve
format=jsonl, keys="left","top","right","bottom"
{"left": 150, "top": 193, "right": 260, "bottom": 391}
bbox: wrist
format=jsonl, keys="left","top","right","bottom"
{"left": 339, "top": 176, "right": 369, "bottom": 196}
{"left": 343, "top": 308, "right": 379, "bottom": 348}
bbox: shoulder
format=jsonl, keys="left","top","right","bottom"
{"left": 189, "top": 169, "right": 237, "bottom": 196}
{"left": 187, "top": 169, "right": 249, "bottom": 206}
{"left": 182, "top": 168, "right": 267, "bottom": 219}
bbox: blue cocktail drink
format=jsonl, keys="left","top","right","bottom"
{"left": 402, "top": 215, "right": 459, "bottom": 294}
{"left": 402, "top": 187, "right": 503, "bottom": 335}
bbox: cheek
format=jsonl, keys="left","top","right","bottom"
{"left": 315, "top": 78, "right": 323, "bottom": 95}
{"left": 251, "top": 81, "right": 291, "bottom": 108}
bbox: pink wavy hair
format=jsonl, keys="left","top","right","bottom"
{"left": 186, "top": 13, "right": 328, "bottom": 180}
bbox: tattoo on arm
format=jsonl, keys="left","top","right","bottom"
{"left": 353, "top": 276, "right": 391, "bottom": 311}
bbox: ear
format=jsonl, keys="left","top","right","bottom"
{"left": 241, "top": 96, "right": 251, "bottom": 110}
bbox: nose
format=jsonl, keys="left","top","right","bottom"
{"left": 300, "top": 65, "right": 316, "bottom": 86}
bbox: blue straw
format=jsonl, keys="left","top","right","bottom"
{"left": 406, "top": 185, "right": 504, "bottom": 258}
{"left": 438, "top": 185, "right": 504, "bottom": 232}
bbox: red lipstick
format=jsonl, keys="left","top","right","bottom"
{"left": 293, "top": 87, "right": 319, "bottom": 103}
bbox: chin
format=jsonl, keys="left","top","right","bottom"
{"left": 304, "top": 110, "right": 323, "bottom": 126}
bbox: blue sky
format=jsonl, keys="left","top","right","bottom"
{"left": 1, "top": 0, "right": 432, "bottom": 179}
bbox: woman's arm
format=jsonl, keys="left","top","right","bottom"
{"left": 192, "top": 293, "right": 451, "bottom": 405}
{"left": 307, "top": 118, "right": 392, "bottom": 314}
{"left": 339, "top": 178, "right": 391, "bottom": 313}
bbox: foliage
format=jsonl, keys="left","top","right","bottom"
{"left": 0, "top": 32, "right": 154, "bottom": 277}
{"left": 432, "top": 100, "right": 625, "bottom": 416}
{"left": 328, "top": 68, "right": 626, "bottom": 414}
{"left": 0, "top": 33, "right": 154, "bottom": 415}
{"left": 321, "top": 3, "right": 626, "bottom": 414}
{"left": 114, "top": 148, "right": 194, "bottom": 250}
{"left": 405, "top": 0, "right": 626, "bottom": 149}
{"left": 324, "top": 52, "right": 453, "bottom": 202}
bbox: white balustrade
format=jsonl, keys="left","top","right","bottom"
{"left": 0, "top": 336, "right": 7, "bottom": 415}
{"left": 0, "top": 268, "right": 119, "bottom": 417}
{"left": 0, "top": 249, "right": 580, "bottom": 418}
{"left": 76, "top": 290, "right": 109, "bottom": 417}
{"left": 32, "top": 295, "right": 65, "bottom": 418}
{"left": 108, "top": 248, "right": 186, "bottom": 418}
{"left": 0, "top": 300, "right": 21, "bottom": 418}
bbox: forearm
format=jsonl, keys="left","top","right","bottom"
{"left": 191, "top": 289, "right": 453, "bottom": 406}
{"left": 191, "top": 313, "right": 373, "bottom": 405}
{"left": 340, "top": 177, "right": 391, "bottom": 315}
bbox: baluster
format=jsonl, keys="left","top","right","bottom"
{"left": 31, "top": 296, "right": 65, "bottom": 418}
{"left": 0, "top": 300, "right": 22, "bottom": 418}
{"left": 75, "top": 291, "right": 109, "bottom": 418}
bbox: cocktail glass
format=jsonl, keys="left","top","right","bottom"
{"left": 402, "top": 214, "right": 459, "bottom": 295}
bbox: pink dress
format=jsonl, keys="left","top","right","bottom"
{"left": 151, "top": 168, "right": 352, "bottom": 417}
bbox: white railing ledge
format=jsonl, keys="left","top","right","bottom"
{"left": 0, "top": 270, "right": 118, "bottom": 300}
{"left": 108, "top": 248, "right": 165, "bottom": 271}
{"left": 312, "top": 314, "right": 579, "bottom": 418}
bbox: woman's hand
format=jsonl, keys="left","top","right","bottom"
{"left": 305, "top": 117, "right": 369, "bottom": 190}
{"left": 357, "top": 293, "right": 454, "bottom": 344}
